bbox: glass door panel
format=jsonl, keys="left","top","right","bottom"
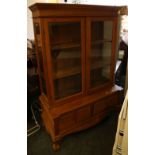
{"left": 48, "top": 22, "right": 82, "bottom": 99}
{"left": 90, "top": 21, "right": 113, "bottom": 88}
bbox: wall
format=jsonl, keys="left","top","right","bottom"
{"left": 27, "top": 0, "right": 58, "bottom": 40}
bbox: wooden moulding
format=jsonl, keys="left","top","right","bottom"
{"left": 29, "top": 3, "right": 123, "bottom": 18}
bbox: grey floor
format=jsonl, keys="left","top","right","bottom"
{"left": 27, "top": 112, "right": 119, "bottom": 155}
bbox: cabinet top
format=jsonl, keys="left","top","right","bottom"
{"left": 29, "top": 3, "right": 124, "bottom": 18}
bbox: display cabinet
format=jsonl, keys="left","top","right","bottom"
{"left": 29, "top": 3, "right": 123, "bottom": 151}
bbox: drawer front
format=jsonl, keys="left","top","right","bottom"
{"left": 94, "top": 93, "right": 117, "bottom": 114}
{"left": 59, "top": 111, "right": 75, "bottom": 131}
{"left": 76, "top": 106, "right": 91, "bottom": 122}
{"left": 58, "top": 93, "right": 118, "bottom": 133}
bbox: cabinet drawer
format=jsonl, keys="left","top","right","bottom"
{"left": 59, "top": 111, "right": 75, "bottom": 131}
{"left": 77, "top": 106, "right": 91, "bottom": 122}
{"left": 94, "top": 93, "right": 117, "bottom": 114}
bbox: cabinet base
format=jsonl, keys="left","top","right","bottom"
{"left": 40, "top": 85, "right": 123, "bottom": 151}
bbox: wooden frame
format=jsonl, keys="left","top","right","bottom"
{"left": 33, "top": 18, "right": 50, "bottom": 107}
{"left": 86, "top": 17, "right": 116, "bottom": 94}
{"left": 43, "top": 17, "right": 86, "bottom": 107}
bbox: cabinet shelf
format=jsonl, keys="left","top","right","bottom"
{"left": 53, "top": 61, "right": 110, "bottom": 80}
{"left": 53, "top": 66, "right": 81, "bottom": 79}
{"left": 52, "top": 59, "right": 110, "bottom": 80}
{"left": 51, "top": 41, "right": 81, "bottom": 51}
{"left": 91, "top": 61, "right": 111, "bottom": 70}
{"left": 92, "top": 39, "right": 112, "bottom": 45}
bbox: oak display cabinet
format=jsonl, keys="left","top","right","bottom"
{"left": 29, "top": 3, "right": 123, "bottom": 151}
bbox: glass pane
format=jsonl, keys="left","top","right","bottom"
{"left": 90, "top": 21, "right": 113, "bottom": 88}
{"left": 48, "top": 22, "right": 82, "bottom": 99}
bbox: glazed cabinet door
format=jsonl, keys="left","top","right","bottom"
{"left": 86, "top": 17, "right": 117, "bottom": 93}
{"left": 44, "top": 18, "right": 86, "bottom": 103}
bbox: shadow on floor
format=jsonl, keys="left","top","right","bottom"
{"left": 27, "top": 113, "right": 118, "bottom": 155}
